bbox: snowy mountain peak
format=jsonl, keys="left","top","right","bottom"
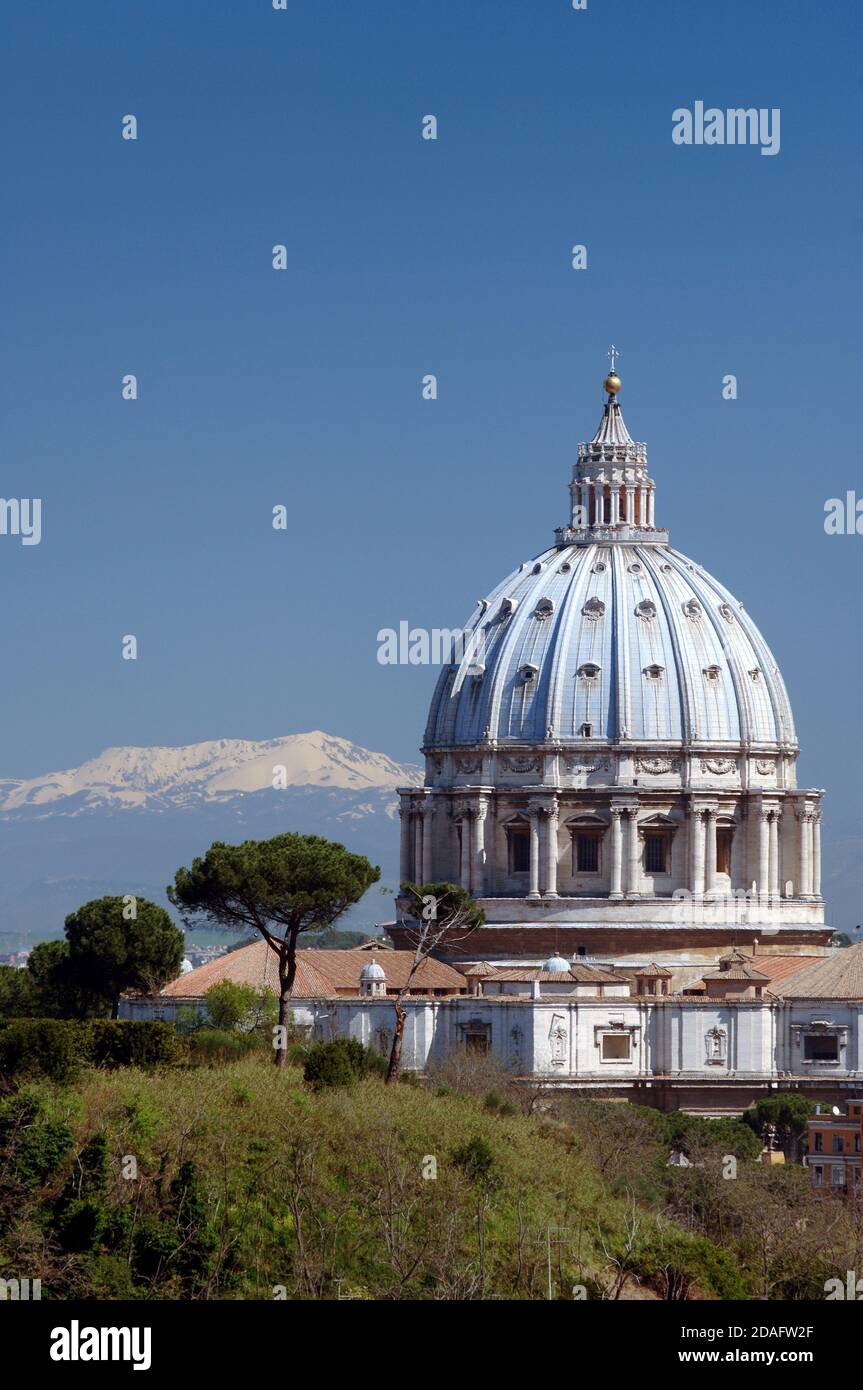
{"left": 0, "top": 732, "right": 421, "bottom": 814}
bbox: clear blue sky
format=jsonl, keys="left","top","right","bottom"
{"left": 0, "top": 0, "right": 860, "bottom": 829}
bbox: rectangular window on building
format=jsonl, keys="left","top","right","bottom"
{"left": 508, "top": 828, "right": 530, "bottom": 874}
{"left": 831, "top": 1166, "right": 846, "bottom": 1187}
{"left": 814, "top": 1132, "right": 823, "bottom": 1152}
{"left": 575, "top": 832, "right": 600, "bottom": 873}
{"left": 465, "top": 1029, "right": 490, "bottom": 1056}
{"left": 716, "top": 827, "right": 733, "bottom": 875}
{"left": 812, "top": 1165, "right": 823, "bottom": 1186}
{"left": 803, "top": 1034, "right": 840, "bottom": 1063}
{"left": 856, "top": 1135, "right": 861, "bottom": 1153}
{"left": 601, "top": 1033, "right": 631, "bottom": 1061}
{"left": 832, "top": 1136, "right": 845, "bottom": 1154}
{"left": 644, "top": 834, "right": 668, "bottom": 874}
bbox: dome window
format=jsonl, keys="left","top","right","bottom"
{"left": 578, "top": 662, "right": 600, "bottom": 680}
{"left": 579, "top": 722, "right": 593, "bottom": 738}
{"left": 518, "top": 662, "right": 539, "bottom": 682}
{"left": 719, "top": 603, "right": 735, "bottom": 624}
{"left": 499, "top": 597, "right": 519, "bottom": 619}
{"left": 628, "top": 562, "right": 643, "bottom": 574}
{"left": 635, "top": 599, "right": 657, "bottom": 620}
{"left": 558, "top": 561, "right": 572, "bottom": 574}
{"left": 644, "top": 664, "right": 664, "bottom": 681}
{"left": 534, "top": 597, "right": 554, "bottom": 620}
{"left": 591, "top": 561, "right": 606, "bottom": 574}
{"left": 749, "top": 667, "right": 762, "bottom": 683}
{"left": 703, "top": 664, "right": 721, "bottom": 682}
{"left": 532, "top": 562, "right": 545, "bottom": 575}
{"left": 582, "top": 597, "right": 605, "bottom": 620}
{"left": 684, "top": 599, "right": 702, "bottom": 619}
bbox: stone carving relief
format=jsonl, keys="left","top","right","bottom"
{"left": 563, "top": 756, "right": 610, "bottom": 774}
{"left": 549, "top": 1015, "right": 568, "bottom": 1067}
{"left": 755, "top": 759, "right": 773, "bottom": 775}
{"left": 456, "top": 757, "right": 482, "bottom": 774}
{"left": 705, "top": 1027, "right": 727, "bottom": 1066}
{"left": 501, "top": 756, "right": 542, "bottom": 774}
{"left": 635, "top": 756, "right": 680, "bottom": 775}
{"left": 701, "top": 758, "right": 736, "bottom": 775}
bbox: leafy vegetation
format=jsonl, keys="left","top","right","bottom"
{"left": 0, "top": 1048, "right": 855, "bottom": 1302}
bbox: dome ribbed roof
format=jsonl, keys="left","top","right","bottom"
{"left": 424, "top": 541, "right": 795, "bottom": 749}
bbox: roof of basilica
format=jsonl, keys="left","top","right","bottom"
{"left": 424, "top": 380, "right": 795, "bottom": 751}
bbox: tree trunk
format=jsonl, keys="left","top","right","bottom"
{"left": 274, "top": 932, "right": 299, "bottom": 1068}
{"left": 386, "top": 999, "right": 407, "bottom": 1084}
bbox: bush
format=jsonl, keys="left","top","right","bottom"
{"left": 303, "top": 1038, "right": 387, "bottom": 1090}
{"left": 0, "top": 1018, "right": 87, "bottom": 1083}
{"left": 203, "top": 980, "right": 259, "bottom": 1031}
{"left": 0, "top": 1018, "right": 186, "bottom": 1081}
{"left": 0, "top": 1090, "right": 74, "bottom": 1187}
{"left": 89, "top": 1021, "right": 186, "bottom": 1069}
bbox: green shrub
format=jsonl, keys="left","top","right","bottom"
{"left": 0, "top": 1018, "right": 186, "bottom": 1079}
{"left": 451, "top": 1135, "right": 496, "bottom": 1184}
{"left": 303, "top": 1038, "right": 387, "bottom": 1090}
{"left": 0, "top": 1018, "right": 87, "bottom": 1083}
{"left": 89, "top": 1020, "right": 186, "bottom": 1069}
{"left": 0, "top": 1090, "right": 73, "bottom": 1187}
{"left": 203, "top": 979, "right": 259, "bottom": 1031}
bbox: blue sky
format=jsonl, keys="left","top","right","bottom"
{"left": 0, "top": 0, "right": 860, "bottom": 836}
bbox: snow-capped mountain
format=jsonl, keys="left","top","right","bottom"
{"left": 0, "top": 733, "right": 421, "bottom": 946}
{"left": 0, "top": 731, "right": 418, "bottom": 814}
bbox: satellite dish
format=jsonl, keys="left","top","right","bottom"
{"left": 831, "top": 1106, "right": 841, "bottom": 1116}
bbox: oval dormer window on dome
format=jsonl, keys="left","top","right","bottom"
{"left": 578, "top": 662, "right": 600, "bottom": 680}
{"left": 499, "top": 597, "right": 518, "bottom": 619}
{"left": 644, "top": 664, "right": 664, "bottom": 681}
{"left": 532, "top": 561, "right": 545, "bottom": 575}
{"left": 684, "top": 598, "right": 702, "bottom": 619}
{"left": 558, "top": 561, "right": 572, "bottom": 574}
{"left": 534, "top": 598, "right": 554, "bottom": 620}
{"left": 519, "top": 662, "right": 539, "bottom": 682}
{"left": 635, "top": 599, "right": 657, "bottom": 620}
{"left": 582, "top": 597, "right": 605, "bottom": 620}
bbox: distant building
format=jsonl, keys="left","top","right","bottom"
{"left": 806, "top": 1098, "right": 863, "bottom": 1195}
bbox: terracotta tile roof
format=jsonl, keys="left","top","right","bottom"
{"left": 775, "top": 943, "right": 863, "bottom": 999}
{"left": 485, "top": 964, "right": 627, "bottom": 985}
{"left": 636, "top": 962, "right": 673, "bottom": 978}
{"left": 702, "top": 963, "right": 770, "bottom": 981}
{"left": 161, "top": 940, "right": 466, "bottom": 999}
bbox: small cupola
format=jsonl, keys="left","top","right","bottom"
{"left": 359, "top": 956, "right": 387, "bottom": 997}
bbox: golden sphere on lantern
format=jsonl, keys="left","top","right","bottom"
{"left": 604, "top": 372, "right": 622, "bottom": 396}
